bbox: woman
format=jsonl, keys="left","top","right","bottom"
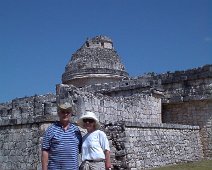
{"left": 77, "top": 111, "right": 112, "bottom": 170}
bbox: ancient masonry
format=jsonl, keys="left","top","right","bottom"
{"left": 0, "top": 35, "right": 211, "bottom": 170}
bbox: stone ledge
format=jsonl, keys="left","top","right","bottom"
{"left": 160, "top": 65, "right": 212, "bottom": 84}
{"left": 0, "top": 115, "right": 58, "bottom": 127}
{"left": 123, "top": 121, "right": 200, "bottom": 130}
{"left": 162, "top": 95, "right": 212, "bottom": 104}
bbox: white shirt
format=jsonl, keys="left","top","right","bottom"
{"left": 81, "top": 130, "right": 110, "bottom": 161}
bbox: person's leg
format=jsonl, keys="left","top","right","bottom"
{"left": 89, "top": 161, "right": 105, "bottom": 170}
{"left": 79, "top": 161, "right": 90, "bottom": 170}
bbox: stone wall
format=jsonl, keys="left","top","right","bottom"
{"left": 80, "top": 64, "right": 212, "bottom": 159}
{"left": 163, "top": 100, "right": 212, "bottom": 158}
{"left": 83, "top": 93, "right": 161, "bottom": 124}
{"left": 104, "top": 122, "right": 203, "bottom": 170}
{"left": 57, "top": 85, "right": 204, "bottom": 169}
{"left": 0, "top": 94, "right": 57, "bottom": 170}
{"left": 152, "top": 65, "right": 212, "bottom": 158}
{"left": 81, "top": 78, "right": 152, "bottom": 96}
{"left": 81, "top": 65, "right": 212, "bottom": 101}
{"left": 57, "top": 84, "right": 162, "bottom": 124}
{"left": 0, "top": 117, "right": 59, "bottom": 170}
{"left": 0, "top": 120, "right": 202, "bottom": 170}
{"left": 0, "top": 63, "right": 211, "bottom": 169}
{"left": 0, "top": 124, "right": 41, "bottom": 170}
{"left": 0, "top": 86, "right": 205, "bottom": 170}
{"left": 0, "top": 94, "right": 57, "bottom": 125}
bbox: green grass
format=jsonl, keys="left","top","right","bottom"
{"left": 150, "top": 159, "right": 212, "bottom": 170}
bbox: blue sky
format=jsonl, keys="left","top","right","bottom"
{"left": 0, "top": 0, "right": 211, "bottom": 103}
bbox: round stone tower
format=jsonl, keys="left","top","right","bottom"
{"left": 62, "top": 35, "right": 129, "bottom": 87}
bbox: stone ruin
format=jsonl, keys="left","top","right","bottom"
{"left": 0, "top": 35, "right": 211, "bottom": 170}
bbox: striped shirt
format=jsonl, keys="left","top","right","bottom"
{"left": 42, "top": 122, "right": 82, "bottom": 170}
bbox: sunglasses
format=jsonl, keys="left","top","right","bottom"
{"left": 60, "top": 110, "right": 71, "bottom": 114}
{"left": 83, "top": 119, "right": 95, "bottom": 123}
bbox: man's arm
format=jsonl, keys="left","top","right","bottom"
{"left": 42, "top": 150, "right": 49, "bottom": 170}
{"left": 104, "top": 150, "right": 111, "bottom": 170}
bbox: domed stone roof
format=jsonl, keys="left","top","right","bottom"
{"left": 62, "top": 35, "right": 129, "bottom": 87}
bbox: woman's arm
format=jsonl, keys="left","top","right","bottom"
{"left": 41, "top": 150, "right": 49, "bottom": 170}
{"left": 104, "top": 150, "right": 111, "bottom": 170}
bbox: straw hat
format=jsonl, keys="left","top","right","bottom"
{"left": 57, "top": 102, "right": 73, "bottom": 112}
{"left": 77, "top": 111, "right": 100, "bottom": 129}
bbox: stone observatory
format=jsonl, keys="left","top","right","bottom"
{"left": 62, "top": 35, "right": 129, "bottom": 87}
{"left": 0, "top": 35, "right": 211, "bottom": 170}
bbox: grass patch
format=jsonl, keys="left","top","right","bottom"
{"left": 150, "top": 159, "right": 212, "bottom": 170}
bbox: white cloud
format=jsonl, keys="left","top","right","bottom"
{"left": 204, "top": 37, "right": 212, "bottom": 42}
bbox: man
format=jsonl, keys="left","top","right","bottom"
{"left": 42, "top": 102, "right": 82, "bottom": 170}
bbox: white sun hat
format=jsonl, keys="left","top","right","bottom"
{"left": 77, "top": 111, "right": 101, "bottom": 129}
